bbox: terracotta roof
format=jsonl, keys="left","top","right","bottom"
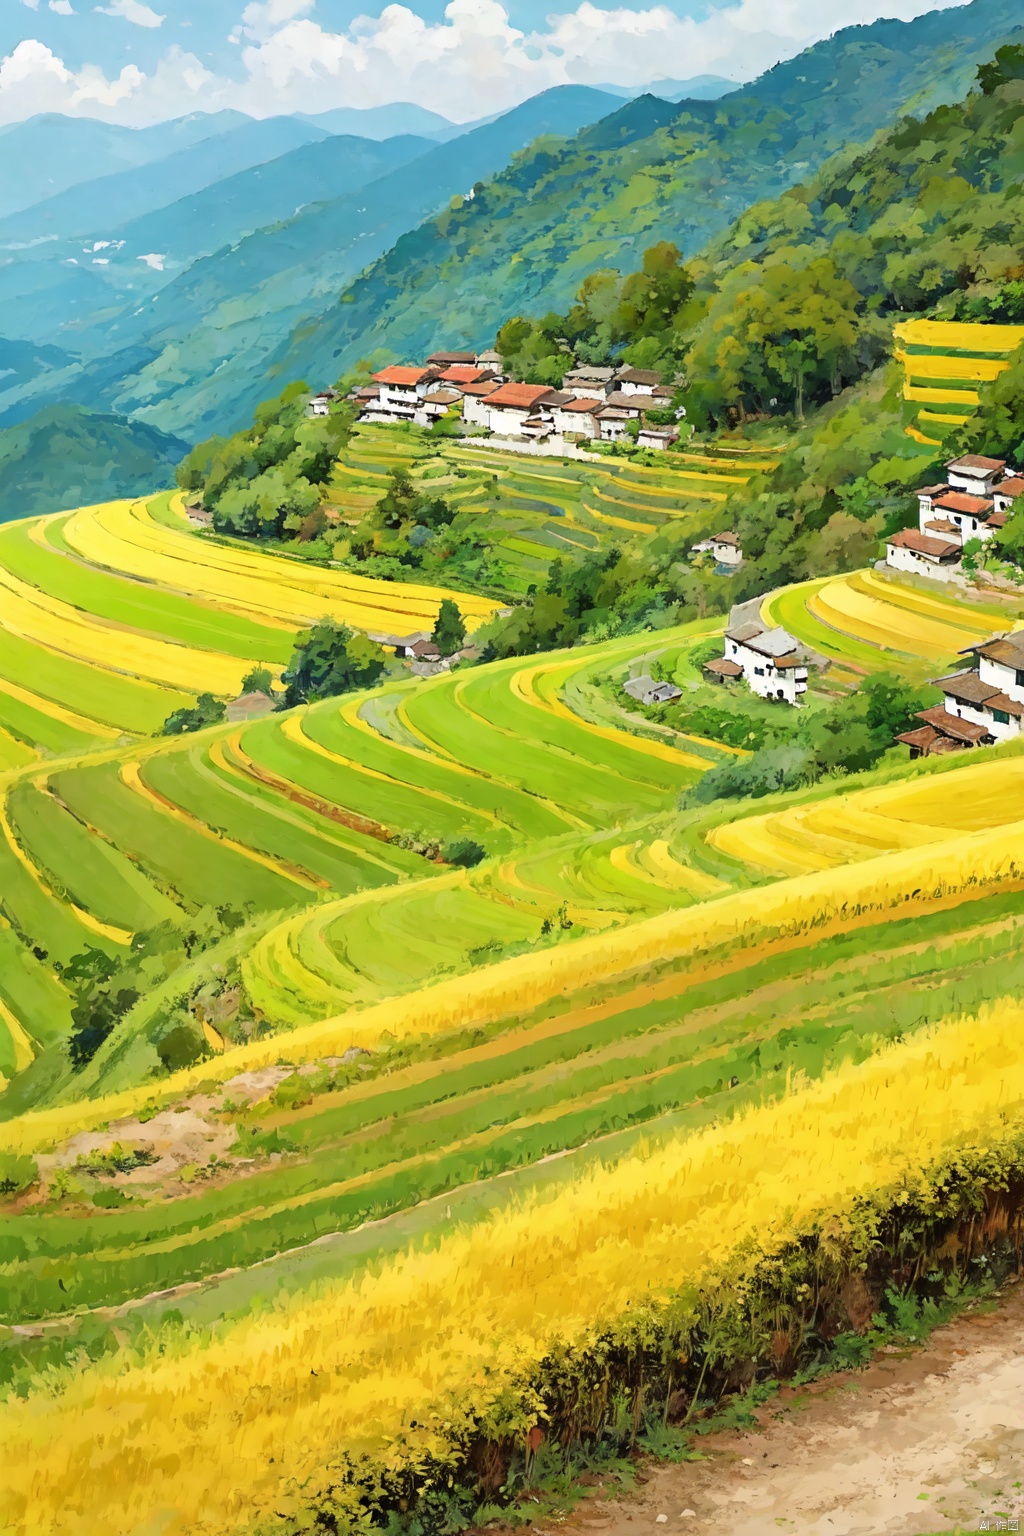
{"left": 924, "top": 519, "right": 959, "bottom": 534}
{"left": 887, "top": 528, "right": 960, "bottom": 559}
{"left": 558, "top": 397, "right": 603, "bottom": 413}
{"left": 713, "top": 531, "right": 741, "bottom": 547}
{"left": 423, "top": 388, "right": 461, "bottom": 405}
{"left": 915, "top": 705, "right": 992, "bottom": 744}
{"left": 704, "top": 656, "right": 743, "bottom": 678}
{"left": 373, "top": 366, "right": 436, "bottom": 386}
{"left": 896, "top": 724, "right": 943, "bottom": 751}
{"left": 355, "top": 386, "right": 380, "bottom": 399}
{"left": 439, "top": 366, "right": 491, "bottom": 383}
{"left": 947, "top": 455, "right": 1006, "bottom": 473}
{"left": 984, "top": 690, "right": 1024, "bottom": 718}
{"left": 986, "top": 509, "right": 1010, "bottom": 529}
{"left": 994, "top": 476, "right": 1024, "bottom": 499}
{"left": 917, "top": 483, "right": 949, "bottom": 497}
{"left": 460, "top": 381, "right": 501, "bottom": 397}
{"left": 485, "top": 383, "right": 557, "bottom": 409}
{"left": 933, "top": 492, "right": 994, "bottom": 516}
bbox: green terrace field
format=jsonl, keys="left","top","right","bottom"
{"left": 325, "top": 422, "right": 786, "bottom": 590}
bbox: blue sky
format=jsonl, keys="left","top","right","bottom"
{"left": 1, "top": 0, "right": 966, "bottom": 125}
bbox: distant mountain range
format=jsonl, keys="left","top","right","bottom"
{"left": 0, "top": 0, "right": 1021, "bottom": 458}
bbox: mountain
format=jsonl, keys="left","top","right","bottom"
{"left": 0, "top": 86, "right": 623, "bottom": 441}
{"left": 0, "top": 131, "right": 434, "bottom": 351}
{"left": 0, "top": 112, "right": 251, "bottom": 221}
{"left": 293, "top": 0, "right": 1024, "bottom": 381}
{"left": 595, "top": 75, "right": 736, "bottom": 100}
{"left": 298, "top": 104, "right": 456, "bottom": 140}
{"left": 0, "top": 116, "right": 331, "bottom": 250}
{"left": 0, "top": 404, "right": 187, "bottom": 524}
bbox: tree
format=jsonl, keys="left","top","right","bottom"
{"left": 282, "top": 619, "right": 385, "bottom": 705}
{"left": 240, "top": 666, "right": 274, "bottom": 696}
{"left": 374, "top": 469, "right": 420, "bottom": 531}
{"left": 443, "top": 838, "right": 485, "bottom": 867}
{"left": 978, "top": 43, "right": 1024, "bottom": 96}
{"left": 432, "top": 599, "right": 466, "bottom": 656}
{"left": 953, "top": 344, "right": 1024, "bottom": 465}
{"left": 161, "top": 693, "right": 226, "bottom": 736}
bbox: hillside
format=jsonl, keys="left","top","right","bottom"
{"left": 0, "top": 406, "right": 188, "bottom": 524}
{"left": 296, "top": 0, "right": 1024, "bottom": 378}
{"left": 1, "top": 482, "right": 1024, "bottom": 1531}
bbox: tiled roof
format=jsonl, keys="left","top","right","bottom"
{"left": 426, "top": 351, "right": 476, "bottom": 365}
{"left": 558, "top": 397, "right": 603, "bottom": 413}
{"left": 485, "top": 383, "right": 557, "bottom": 409}
{"left": 934, "top": 669, "right": 999, "bottom": 706}
{"left": 916, "top": 705, "right": 991, "bottom": 744}
{"left": 617, "top": 368, "right": 662, "bottom": 385}
{"left": 439, "top": 366, "right": 491, "bottom": 383}
{"left": 933, "top": 492, "right": 994, "bottom": 516}
{"left": 924, "top": 519, "right": 959, "bottom": 534}
{"left": 887, "top": 528, "right": 960, "bottom": 559}
{"left": 970, "top": 633, "right": 1024, "bottom": 668}
{"left": 713, "top": 531, "right": 740, "bottom": 547}
{"left": 916, "top": 483, "right": 949, "bottom": 497}
{"left": 373, "top": 366, "right": 435, "bottom": 386}
{"left": 947, "top": 454, "right": 1006, "bottom": 472}
{"left": 704, "top": 656, "right": 743, "bottom": 677}
{"left": 995, "top": 476, "right": 1024, "bottom": 500}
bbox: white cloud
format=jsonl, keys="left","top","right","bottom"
{"left": 95, "top": 0, "right": 166, "bottom": 27}
{"left": 49, "top": 0, "right": 75, "bottom": 13}
{"left": 0, "top": 0, "right": 969, "bottom": 126}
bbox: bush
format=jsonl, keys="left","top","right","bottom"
{"left": 0, "top": 1152, "right": 37, "bottom": 1197}
{"left": 443, "top": 838, "right": 486, "bottom": 868}
{"left": 688, "top": 744, "right": 817, "bottom": 804}
{"left": 161, "top": 693, "right": 226, "bottom": 736}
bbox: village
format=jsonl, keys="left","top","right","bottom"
{"left": 309, "top": 349, "right": 685, "bottom": 451}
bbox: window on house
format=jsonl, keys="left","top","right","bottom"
{"left": 754, "top": 667, "right": 764, "bottom": 676}
{"left": 994, "top": 710, "right": 1010, "bottom": 724}
{"left": 1016, "top": 670, "right": 1024, "bottom": 688}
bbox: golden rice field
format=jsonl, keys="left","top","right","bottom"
{"left": 4, "top": 466, "right": 1024, "bottom": 1536}
{"left": 894, "top": 316, "right": 1024, "bottom": 444}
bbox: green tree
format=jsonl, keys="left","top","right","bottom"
{"left": 161, "top": 693, "right": 226, "bottom": 736}
{"left": 240, "top": 666, "right": 274, "bottom": 696}
{"left": 432, "top": 598, "right": 467, "bottom": 656}
{"left": 282, "top": 620, "right": 385, "bottom": 705}
{"left": 954, "top": 344, "right": 1024, "bottom": 465}
{"left": 977, "top": 42, "right": 1024, "bottom": 96}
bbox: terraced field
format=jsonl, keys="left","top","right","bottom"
{"left": 762, "top": 565, "right": 1022, "bottom": 685}
{"left": 325, "top": 422, "right": 784, "bottom": 589}
{"left": 895, "top": 317, "right": 1024, "bottom": 445}
{"left": 4, "top": 475, "right": 1024, "bottom": 1536}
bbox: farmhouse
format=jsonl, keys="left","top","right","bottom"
{"left": 369, "top": 366, "right": 440, "bottom": 422}
{"left": 551, "top": 397, "right": 602, "bottom": 439}
{"left": 897, "top": 630, "right": 1024, "bottom": 756}
{"left": 623, "top": 674, "right": 682, "bottom": 705}
{"left": 719, "top": 621, "right": 810, "bottom": 705}
{"left": 460, "top": 381, "right": 501, "bottom": 427}
{"left": 885, "top": 527, "right": 962, "bottom": 580}
{"left": 485, "top": 382, "right": 559, "bottom": 436}
{"left": 907, "top": 456, "right": 1023, "bottom": 560}
{"left": 946, "top": 454, "right": 1007, "bottom": 496}
{"left": 636, "top": 427, "right": 678, "bottom": 451}
{"left": 563, "top": 365, "right": 617, "bottom": 394}
{"left": 616, "top": 368, "right": 662, "bottom": 396}
{"left": 593, "top": 405, "right": 634, "bottom": 442}
{"left": 692, "top": 530, "right": 743, "bottom": 566}
{"left": 307, "top": 391, "right": 336, "bottom": 418}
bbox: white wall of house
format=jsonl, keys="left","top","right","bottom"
{"left": 886, "top": 542, "right": 961, "bottom": 582}
{"left": 462, "top": 394, "right": 494, "bottom": 428}
{"left": 948, "top": 466, "right": 1002, "bottom": 496}
{"left": 488, "top": 406, "right": 531, "bottom": 437}
{"left": 725, "top": 638, "right": 808, "bottom": 705}
{"left": 942, "top": 691, "right": 1021, "bottom": 742}
{"left": 711, "top": 538, "right": 742, "bottom": 566}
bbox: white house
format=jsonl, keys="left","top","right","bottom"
{"left": 722, "top": 621, "right": 809, "bottom": 705}
{"left": 307, "top": 392, "right": 335, "bottom": 418}
{"left": 417, "top": 387, "right": 461, "bottom": 425}
{"left": 691, "top": 530, "right": 743, "bottom": 566}
{"left": 885, "top": 527, "right": 962, "bottom": 581}
{"left": 460, "top": 381, "right": 501, "bottom": 427}
{"left": 616, "top": 368, "right": 662, "bottom": 397}
{"left": 593, "top": 405, "right": 633, "bottom": 442}
{"left": 485, "top": 382, "right": 559, "bottom": 436}
{"left": 946, "top": 454, "right": 1008, "bottom": 497}
{"left": 623, "top": 674, "right": 682, "bottom": 705}
{"left": 897, "top": 629, "right": 1024, "bottom": 756}
{"left": 370, "top": 366, "right": 440, "bottom": 421}
{"left": 551, "top": 397, "right": 602, "bottom": 439}
{"left": 563, "top": 365, "right": 617, "bottom": 395}
{"left": 993, "top": 475, "right": 1024, "bottom": 516}
{"left": 636, "top": 427, "right": 678, "bottom": 452}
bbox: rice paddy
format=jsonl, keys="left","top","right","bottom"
{"left": 3, "top": 453, "right": 1024, "bottom": 1536}
{"left": 894, "top": 317, "right": 1024, "bottom": 445}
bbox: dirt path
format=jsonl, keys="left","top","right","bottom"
{"left": 547, "top": 1281, "right": 1024, "bottom": 1536}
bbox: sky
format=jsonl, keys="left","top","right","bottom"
{"left": 1, "top": 0, "right": 967, "bottom": 125}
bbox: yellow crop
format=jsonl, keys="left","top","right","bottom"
{"left": 3, "top": 999, "right": 1023, "bottom": 1536}
{"left": 806, "top": 572, "right": 974, "bottom": 660}
{"left": 7, "top": 797, "right": 1024, "bottom": 1154}
{"left": 61, "top": 499, "right": 496, "bottom": 634}
{"left": 902, "top": 382, "right": 981, "bottom": 406}
{"left": 0, "top": 558, "right": 265, "bottom": 695}
{"left": 895, "top": 318, "right": 1024, "bottom": 353}
{"left": 895, "top": 349, "right": 1008, "bottom": 382}
{"left": 708, "top": 754, "right": 1024, "bottom": 875}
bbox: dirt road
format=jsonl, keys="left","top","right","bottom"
{"left": 545, "top": 1281, "right": 1024, "bottom": 1536}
